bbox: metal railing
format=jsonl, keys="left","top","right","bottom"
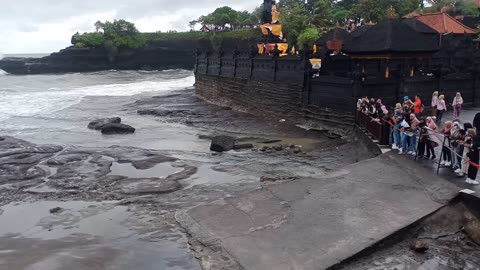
{"left": 356, "top": 110, "right": 391, "bottom": 145}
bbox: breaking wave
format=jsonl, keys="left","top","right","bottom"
{"left": 0, "top": 70, "right": 194, "bottom": 122}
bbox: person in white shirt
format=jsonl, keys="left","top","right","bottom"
{"left": 436, "top": 95, "right": 447, "bottom": 123}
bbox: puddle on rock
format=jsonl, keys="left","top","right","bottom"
{"left": 108, "top": 162, "right": 181, "bottom": 178}
{"left": 0, "top": 201, "right": 201, "bottom": 270}
{"left": 0, "top": 201, "right": 130, "bottom": 240}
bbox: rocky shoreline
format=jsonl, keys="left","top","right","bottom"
{"left": 0, "top": 44, "right": 194, "bottom": 74}
{"left": 0, "top": 86, "right": 381, "bottom": 269}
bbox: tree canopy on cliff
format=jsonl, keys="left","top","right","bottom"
{"left": 73, "top": 20, "right": 145, "bottom": 49}
{"left": 189, "top": 6, "right": 260, "bottom": 30}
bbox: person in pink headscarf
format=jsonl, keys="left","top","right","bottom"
{"left": 452, "top": 92, "right": 463, "bottom": 120}
{"left": 424, "top": 116, "right": 437, "bottom": 160}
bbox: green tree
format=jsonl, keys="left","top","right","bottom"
{"left": 454, "top": 0, "right": 480, "bottom": 16}
{"left": 278, "top": 0, "right": 307, "bottom": 9}
{"left": 94, "top": 21, "right": 104, "bottom": 32}
{"left": 281, "top": 1, "right": 310, "bottom": 46}
{"left": 335, "top": 0, "right": 358, "bottom": 10}
{"left": 333, "top": 8, "right": 353, "bottom": 23}
{"left": 100, "top": 19, "right": 145, "bottom": 49}
{"left": 194, "top": 6, "right": 258, "bottom": 29}
{"left": 297, "top": 27, "right": 320, "bottom": 48}
{"left": 352, "top": 0, "right": 387, "bottom": 22}
{"left": 312, "top": 0, "right": 335, "bottom": 33}
{"left": 75, "top": 32, "right": 105, "bottom": 47}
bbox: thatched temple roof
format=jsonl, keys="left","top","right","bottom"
{"left": 342, "top": 19, "right": 440, "bottom": 55}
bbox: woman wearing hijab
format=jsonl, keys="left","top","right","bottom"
{"left": 465, "top": 128, "right": 480, "bottom": 184}
{"left": 467, "top": 113, "right": 480, "bottom": 184}
{"left": 440, "top": 121, "right": 453, "bottom": 167}
{"left": 431, "top": 91, "right": 439, "bottom": 116}
{"left": 400, "top": 113, "right": 420, "bottom": 155}
{"left": 392, "top": 104, "right": 403, "bottom": 150}
{"left": 436, "top": 95, "right": 447, "bottom": 123}
{"left": 403, "top": 96, "right": 413, "bottom": 114}
{"left": 450, "top": 122, "right": 463, "bottom": 171}
{"left": 458, "top": 123, "right": 473, "bottom": 177}
{"left": 452, "top": 92, "right": 463, "bottom": 120}
{"left": 425, "top": 116, "right": 437, "bottom": 160}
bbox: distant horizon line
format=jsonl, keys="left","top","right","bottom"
{"left": 4, "top": 53, "right": 51, "bottom": 55}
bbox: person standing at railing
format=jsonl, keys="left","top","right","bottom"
{"left": 450, "top": 122, "right": 463, "bottom": 172}
{"left": 418, "top": 122, "right": 428, "bottom": 158}
{"left": 467, "top": 112, "right": 480, "bottom": 184}
{"left": 458, "top": 123, "right": 473, "bottom": 178}
{"left": 431, "top": 91, "right": 439, "bottom": 117}
{"left": 436, "top": 95, "right": 447, "bottom": 123}
{"left": 465, "top": 128, "right": 480, "bottom": 185}
{"left": 440, "top": 121, "right": 453, "bottom": 167}
{"left": 452, "top": 92, "right": 463, "bottom": 121}
{"left": 425, "top": 116, "right": 437, "bottom": 160}
{"left": 391, "top": 103, "right": 403, "bottom": 150}
{"left": 403, "top": 96, "right": 413, "bottom": 114}
{"left": 413, "top": 95, "right": 422, "bottom": 115}
{"left": 400, "top": 113, "right": 419, "bottom": 155}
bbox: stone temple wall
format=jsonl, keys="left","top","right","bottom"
{"left": 195, "top": 73, "right": 304, "bottom": 118}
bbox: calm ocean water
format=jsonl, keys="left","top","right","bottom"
{"left": 3, "top": 53, "right": 50, "bottom": 58}
{"left": 0, "top": 69, "right": 203, "bottom": 150}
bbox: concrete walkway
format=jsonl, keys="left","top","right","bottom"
{"left": 177, "top": 152, "right": 459, "bottom": 270}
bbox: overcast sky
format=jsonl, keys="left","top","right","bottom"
{"left": 0, "top": 0, "right": 259, "bottom": 54}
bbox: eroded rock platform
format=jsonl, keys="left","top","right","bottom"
{"left": 177, "top": 152, "right": 461, "bottom": 270}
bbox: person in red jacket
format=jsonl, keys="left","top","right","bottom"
{"left": 413, "top": 95, "right": 422, "bottom": 115}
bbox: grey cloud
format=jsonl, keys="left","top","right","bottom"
{"left": 0, "top": 0, "right": 258, "bottom": 24}
{"left": 0, "top": 0, "right": 259, "bottom": 53}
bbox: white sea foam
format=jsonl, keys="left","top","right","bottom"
{"left": 0, "top": 73, "right": 194, "bottom": 122}
{"left": 0, "top": 70, "right": 7, "bottom": 75}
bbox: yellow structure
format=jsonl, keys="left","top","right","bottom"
{"left": 258, "top": 1, "right": 288, "bottom": 56}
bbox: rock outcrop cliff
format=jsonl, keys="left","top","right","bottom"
{"left": 0, "top": 35, "right": 257, "bottom": 74}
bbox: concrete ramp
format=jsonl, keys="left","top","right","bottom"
{"left": 177, "top": 153, "right": 459, "bottom": 270}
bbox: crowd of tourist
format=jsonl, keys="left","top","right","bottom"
{"left": 357, "top": 92, "right": 480, "bottom": 185}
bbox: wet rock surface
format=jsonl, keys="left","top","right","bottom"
{"left": 88, "top": 117, "right": 122, "bottom": 130}
{"left": 210, "top": 136, "right": 235, "bottom": 152}
{"left": 0, "top": 89, "right": 380, "bottom": 270}
{"left": 333, "top": 201, "right": 480, "bottom": 270}
{"left": 101, "top": 123, "right": 136, "bottom": 134}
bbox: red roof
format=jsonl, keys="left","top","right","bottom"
{"left": 415, "top": 12, "right": 476, "bottom": 34}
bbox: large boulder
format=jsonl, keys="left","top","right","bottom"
{"left": 88, "top": 117, "right": 121, "bottom": 130}
{"left": 210, "top": 136, "right": 235, "bottom": 152}
{"left": 101, "top": 123, "right": 135, "bottom": 135}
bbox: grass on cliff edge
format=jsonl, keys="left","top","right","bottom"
{"left": 141, "top": 29, "right": 260, "bottom": 42}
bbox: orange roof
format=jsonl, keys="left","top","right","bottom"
{"left": 415, "top": 12, "right": 477, "bottom": 34}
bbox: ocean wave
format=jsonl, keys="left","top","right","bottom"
{"left": 0, "top": 73, "right": 195, "bottom": 122}
{"left": 0, "top": 69, "right": 8, "bottom": 75}
{"left": 75, "top": 75, "right": 194, "bottom": 95}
